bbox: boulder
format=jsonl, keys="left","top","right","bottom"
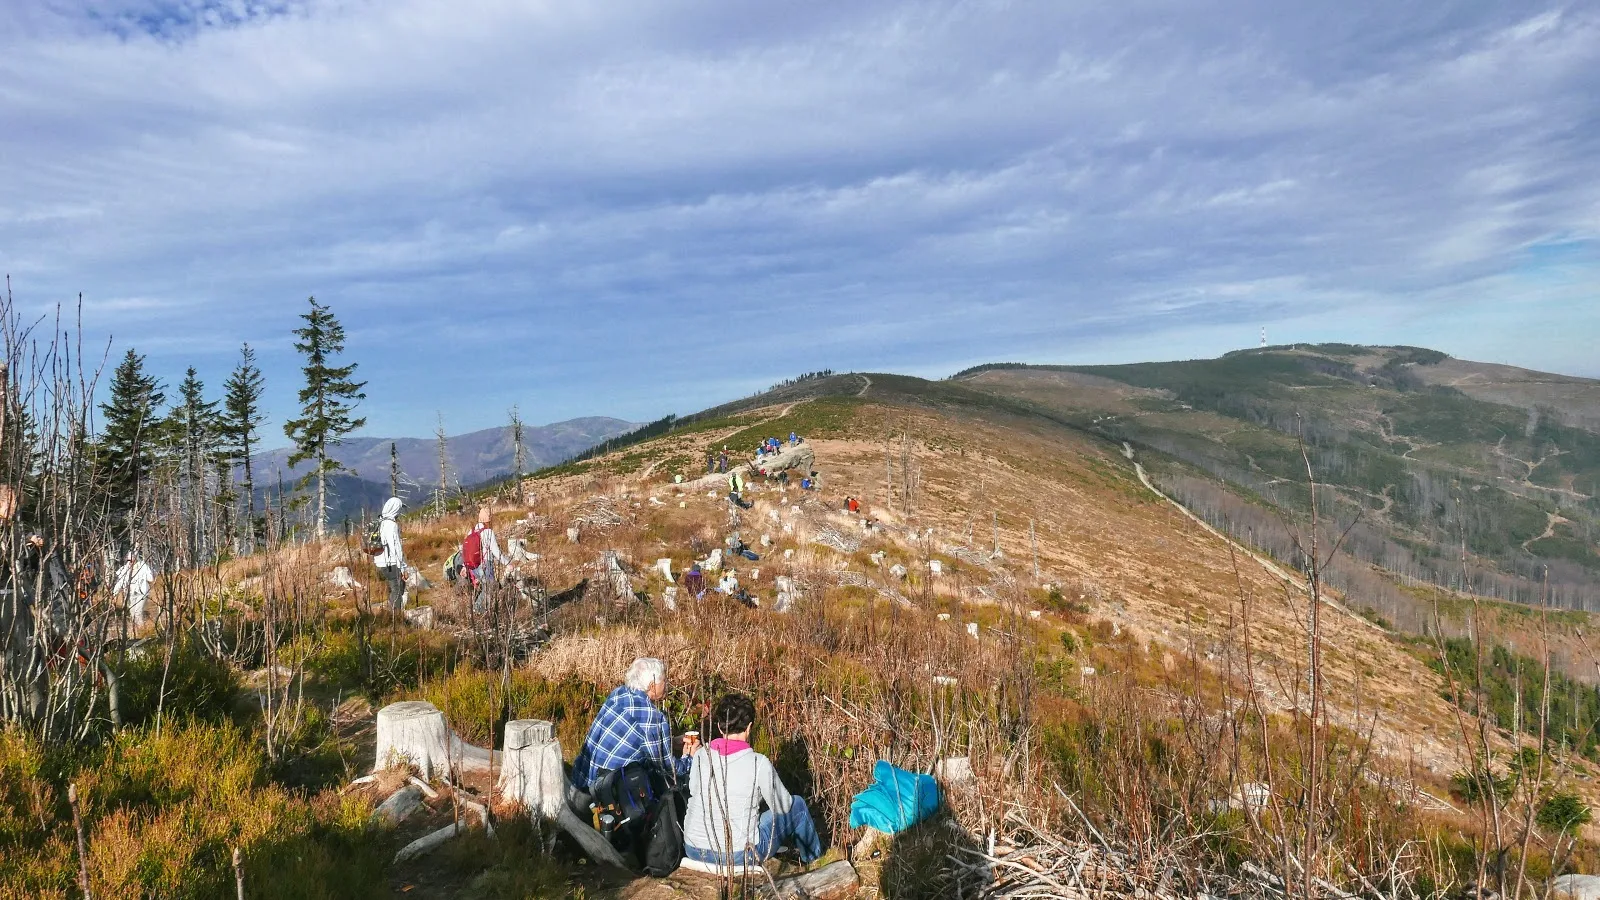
{"left": 327, "top": 566, "right": 362, "bottom": 589}
{"left": 889, "top": 564, "right": 907, "bottom": 579}
{"left": 1555, "top": 876, "right": 1600, "bottom": 900}
{"left": 654, "top": 558, "right": 673, "bottom": 580}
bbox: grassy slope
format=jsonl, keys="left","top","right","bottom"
{"left": 956, "top": 348, "right": 1600, "bottom": 611}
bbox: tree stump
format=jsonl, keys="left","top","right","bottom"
{"left": 497, "top": 719, "right": 565, "bottom": 819}
{"left": 374, "top": 701, "right": 452, "bottom": 778}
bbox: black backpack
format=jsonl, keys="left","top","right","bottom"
{"left": 639, "top": 790, "right": 685, "bottom": 877}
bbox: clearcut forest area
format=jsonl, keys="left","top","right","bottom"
{"left": 8, "top": 318, "right": 1600, "bottom": 900}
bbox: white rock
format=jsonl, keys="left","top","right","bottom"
{"left": 327, "top": 566, "right": 362, "bottom": 589}
{"left": 932, "top": 675, "right": 958, "bottom": 687}
{"left": 928, "top": 560, "right": 942, "bottom": 577}
{"left": 775, "top": 592, "right": 795, "bottom": 613}
{"left": 937, "top": 613, "right": 950, "bottom": 621}
{"left": 1555, "top": 876, "right": 1600, "bottom": 900}
{"left": 661, "top": 587, "right": 678, "bottom": 611}
{"left": 782, "top": 522, "right": 794, "bottom": 534}
{"left": 750, "top": 568, "right": 760, "bottom": 581}
{"left": 372, "top": 785, "right": 425, "bottom": 827}
{"left": 655, "top": 558, "right": 673, "bottom": 580}
{"left": 889, "top": 564, "right": 908, "bottom": 579}
{"left": 935, "top": 756, "right": 975, "bottom": 785}
{"left": 767, "top": 509, "right": 781, "bottom": 523}
{"left": 1028, "top": 610, "right": 1041, "bottom": 619}
{"left": 566, "top": 527, "right": 580, "bottom": 543}
{"left": 1236, "top": 783, "right": 1271, "bottom": 812}
{"left": 966, "top": 622, "right": 979, "bottom": 639}
{"left": 679, "top": 501, "right": 687, "bottom": 508}
{"left": 702, "top": 549, "right": 722, "bottom": 572}
{"left": 403, "top": 606, "right": 435, "bottom": 629}
{"left": 760, "top": 534, "right": 772, "bottom": 547}
{"left": 783, "top": 549, "right": 794, "bottom": 560}
{"left": 1080, "top": 666, "right": 1096, "bottom": 677}
{"left": 869, "top": 551, "right": 885, "bottom": 566}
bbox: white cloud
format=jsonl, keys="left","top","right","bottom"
{"left": 0, "top": 0, "right": 1596, "bottom": 431}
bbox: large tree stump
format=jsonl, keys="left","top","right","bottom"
{"left": 497, "top": 719, "right": 565, "bottom": 819}
{"left": 374, "top": 701, "right": 452, "bottom": 778}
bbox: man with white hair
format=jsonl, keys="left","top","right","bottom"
{"left": 570, "top": 657, "right": 696, "bottom": 796}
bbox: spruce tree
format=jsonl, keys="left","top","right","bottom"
{"left": 98, "top": 348, "right": 165, "bottom": 519}
{"left": 166, "top": 367, "right": 221, "bottom": 563}
{"left": 222, "top": 344, "right": 266, "bottom": 551}
{"left": 283, "top": 297, "right": 366, "bottom": 539}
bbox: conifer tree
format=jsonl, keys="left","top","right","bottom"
{"left": 167, "top": 368, "right": 221, "bottom": 563}
{"left": 283, "top": 297, "right": 366, "bottom": 539}
{"left": 223, "top": 344, "right": 266, "bottom": 551}
{"left": 98, "top": 348, "right": 165, "bottom": 520}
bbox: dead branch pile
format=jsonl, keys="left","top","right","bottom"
{"left": 812, "top": 526, "right": 862, "bottom": 554}
{"left": 954, "top": 809, "right": 1288, "bottom": 900}
{"left": 570, "top": 497, "right": 624, "bottom": 529}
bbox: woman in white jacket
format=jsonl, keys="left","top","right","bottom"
{"left": 682, "top": 693, "right": 823, "bottom": 868}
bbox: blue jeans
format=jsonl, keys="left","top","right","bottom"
{"left": 685, "top": 796, "right": 823, "bottom": 867}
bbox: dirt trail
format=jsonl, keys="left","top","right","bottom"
{"left": 1523, "top": 511, "right": 1569, "bottom": 552}
{"left": 1120, "top": 443, "right": 1388, "bottom": 636}
{"left": 856, "top": 373, "right": 872, "bottom": 397}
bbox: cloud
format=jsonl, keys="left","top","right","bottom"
{"left": 1, "top": 0, "right": 1597, "bottom": 436}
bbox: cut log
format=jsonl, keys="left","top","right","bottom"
{"left": 754, "top": 861, "right": 859, "bottom": 899}
{"left": 374, "top": 701, "right": 452, "bottom": 778}
{"left": 497, "top": 719, "right": 565, "bottom": 819}
{"left": 371, "top": 785, "right": 424, "bottom": 827}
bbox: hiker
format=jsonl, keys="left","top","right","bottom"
{"left": 727, "top": 471, "right": 751, "bottom": 509}
{"left": 683, "top": 693, "right": 823, "bottom": 869}
{"left": 374, "top": 497, "right": 407, "bottom": 613}
{"left": 112, "top": 550, "right": 155, "bottom": 628}
{"left": 683, "top": 562, "right": 706, "bottom": 599}
{"left": 848, "top": 497, "right": 861, "bottom": 514}
{"left": 718, "top": 448, "right": 729, "bottom": 473}
{"left": 706, "top": 452, "right": 715, "bottom": 474}
{"left": 463, "top": 506, "right": 506, "bottom": 612}
{"left": 789, "top": 431, "right": 799, "bottom": 446}
{"left": 570, "top": 657, "right": 696, "bottom": 812}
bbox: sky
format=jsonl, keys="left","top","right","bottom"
{"left": 2, "top": 0, "right": 1598, "bottom": 443}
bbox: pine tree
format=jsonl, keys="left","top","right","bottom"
{"left": 283, "top": 297, "right": 366, "bottom": 539}
{"left": 223, "top": 344, "right": 266, "bottom": 551}
{"left": 98, "top": 348, "right": 166, "bottom": 520}
{"left": 167, "top": 368, "right": 221, "bottom": 562}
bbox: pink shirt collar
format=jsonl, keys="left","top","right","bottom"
{"left": 708, "top": 737, "right": 751, "bottom": 755}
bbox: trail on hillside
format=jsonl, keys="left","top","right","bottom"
{"left": 1120, "top": 443, "right": 1387, "bottom": 636}
{"left": 856, "top": 373, "right": 872, "bottom": 396}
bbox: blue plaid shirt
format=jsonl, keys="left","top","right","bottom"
{"left": 571, "top": 686, "right": 690, "bottom": 791}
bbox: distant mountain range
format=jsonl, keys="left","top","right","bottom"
{"left": 250, "top": 416, "right": 637, "bottom": 517}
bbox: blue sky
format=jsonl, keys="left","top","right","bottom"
{"left": 2, "top": 1, "right": 1598, "bottom": 443}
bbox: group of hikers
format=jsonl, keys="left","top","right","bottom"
{"left": 568, "top": 656, "right": 823, "bottom": 873}
{"left": 368, "top": 497, "right": 512, "bottom": 615}
{"left": 755, "top": 432, "right": 802, "bottom": 458}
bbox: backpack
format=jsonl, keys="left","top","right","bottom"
{"left": 363, "top": 520, "right": 384, "bottom": 556}
{"left": 443, "top": 549, "right": 463, "bottom": 584}
{"left": 639, "top": 790, "right": 685, "bottom": 877}
{"left": 462, "top": 525, "right": 485, "bottom": 571}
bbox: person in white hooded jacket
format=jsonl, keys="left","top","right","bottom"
{"left": 374, "top": 497, "right": 406, "bottom": 612}
{"left": 683, "top": 692, "right": 823, "bottom": 868}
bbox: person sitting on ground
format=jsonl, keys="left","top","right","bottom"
{"left": 683, "top": 562, "right": 706, "bottom": 598}
{"left": 727, "top": 471, "right": 751, "bottom": 509}
{"left": 570, "top": 658, "right": 695, "bottom": 802}
{"left": 684, "top": 693, "right": 823, "bottom": 869}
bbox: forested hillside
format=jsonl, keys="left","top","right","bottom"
{"left": 958, "top": 346, "right": 1600, "bottom": 621}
